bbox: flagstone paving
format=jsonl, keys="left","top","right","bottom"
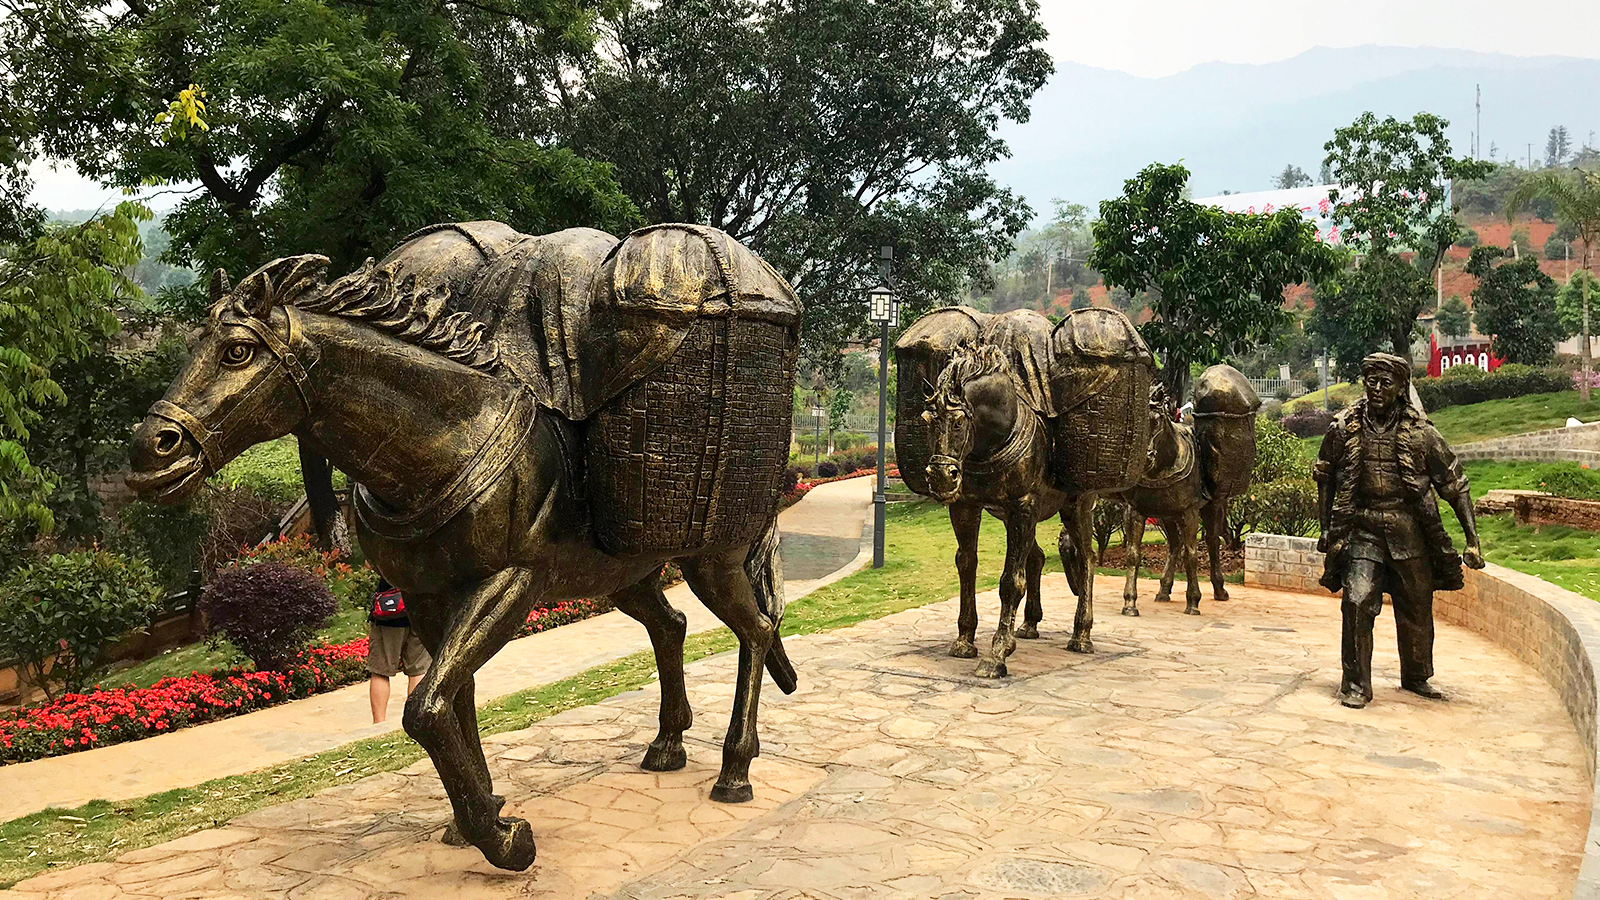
{"left": 7, "top": 574, "right": 1589, "bottom": 899}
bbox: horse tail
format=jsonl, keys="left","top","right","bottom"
{"left": 744, "top": 517, "right": 797, "bottom": 694}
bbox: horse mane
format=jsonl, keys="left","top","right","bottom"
{"left": 931, "top": 342, "right": 1010, "bottom": 407}
{"left": 218, "top": 254, "right": 501, "bottom": 373}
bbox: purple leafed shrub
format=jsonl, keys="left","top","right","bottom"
{"left": 1282, "top": 407, "right": 1336, "bottom": 438}
{"left": 201, "top": 562, "right": 336, "bottom": 672}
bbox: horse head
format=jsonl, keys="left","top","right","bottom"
{"left": 128, "top": 255, "right": 330, "bottom": 502}
{"left": 921, "top": 342, "right": 1014, "bottom": 501}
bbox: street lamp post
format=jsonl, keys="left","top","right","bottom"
{"left": 868, "top": 246, "right": 898, "bottom": 569}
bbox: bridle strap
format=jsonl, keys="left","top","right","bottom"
{"left": 234, "top": 307, "right": 316, "bottom": 414}
{"left": 150, "top": 400, "right": 225, "bottom": 474}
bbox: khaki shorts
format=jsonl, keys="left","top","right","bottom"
{"left": 367, "top": 622, "right": 432, "bottom": 678}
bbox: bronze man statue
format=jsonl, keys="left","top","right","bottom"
{"left": 1314, "top": 352, "right": 1484, "bottom": 709}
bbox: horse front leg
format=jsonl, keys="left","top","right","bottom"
{"left": 1155, "top": 518, "right": 1181, "bottom": 604}
{"left": 1122, "top": 504, "right": 1145, "bottom": 616}
{"left": 949, "top": 504, "right": 982, "bottom": 658}
{"left": 1181, "top": 506, "right": 1203, "bottom": 614}
{"left": 680, "top": 548, "right": 778, "bottom": 803}
{"left": 1066, "top": 496, "right": 1097, "bottom": 654}
{"left": 1018, "top": 539, "right": 1045, "bottom": 639}
{"left": 403, "top": 567, "right": 539, "bottom": 871}
{"left": 1205, "top": 498, "right": 1231, "bottom": 603}
{"left": 611, "top": 575, "right": 692, "bottom": 772}
{"left": 977, "top": 501, "right": 1034, "bottom": 678}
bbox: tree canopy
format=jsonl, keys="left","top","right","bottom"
{"left": 1467, "top": 245, "right": 1565, "bottom": 366}
{"left": 1506, "top": 166, "right": 1600, "bottom": 399}
{"left": 2, "top": 0, "right": 639, "bottom": 306}
{"left": 551, "top": 0, "right": 1052, "bottom": 368}
{"left": 1434, "top": 295, "right": 1471, "bottom": 340}
{"left": 1091, "top": 162, "right": 1342, "bottom": 397}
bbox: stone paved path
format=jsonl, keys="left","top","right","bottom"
{"left": 9, "top": 574, "right": 1588, "bottom": 899}
{"left": 0, "top": 476, "right": 874, "bottom": 821}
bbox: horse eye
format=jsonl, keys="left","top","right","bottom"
{"left": 221, "top": 343, "right": 256, "bottom": 367}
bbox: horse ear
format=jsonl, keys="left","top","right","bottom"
{"left": 209, "top": 268, "right": 232, "bottom": 304}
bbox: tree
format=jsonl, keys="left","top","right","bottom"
{"left": 1307, "top": 254, "right": 1429, "bottom": 379}
{"left": 1322, "top": 112, "right": 1494, "bottom": 353}
{"left": 1435, "top": 296, "right": 1472, "bottom": 340}
{"left": 1558, "top": 271, "right": 1600, "bottom": 339}
{"left": 1506, "top": 168, "right": 1600, "bottom": 399}
{"left": 1274, "top": 165, "right": 1313, "bottom": 190}
{"left": 1091, "top": 163, "right": 1342, "bottom": 398}
{"left": 2, "top": 0, "right": 639, "bottom": 303}
{"left": 1467, "top": 246, "right": 1564, "bottom": 365}
{"left": 0, "top": 202, "right": 149, "bottom": 531}
{"left": 0, "top": 549, "right": 163, "bottom": 701}
{"left": 826, "top": 387, "right": 854, "bottom": 450}
{"left": 1547, "top": 126, "right": 1573, "bottom": 168}
{"left": 551, "top": 0, "right": 1052, "bottom": 370}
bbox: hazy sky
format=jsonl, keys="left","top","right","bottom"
{"left": 1038, "top": 0, "right": 1600, "bottom": 78}
{"left": 29, "top": 0, "right": 1600, "bottom": 209}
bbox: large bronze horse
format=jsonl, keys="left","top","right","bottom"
{"left": 128, "top": 224, "right": 800, "bottom": 871}
{"left": 921, "top": 342, "right": 1071, "bottom": 674}
{"left": 900, "top": 306, "right": 1154, "bottom": 673}
{"left": 1108, "top": 365, "right": 1260, "bottom": 616}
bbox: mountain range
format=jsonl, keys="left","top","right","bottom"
{"left": 991, "top": 45, "right": 1600, "bottom": 220}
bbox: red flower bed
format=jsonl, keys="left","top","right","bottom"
{"left": 780, "top": 466, "right": 899, "bottom": 508}
{"left": 0, "top": 598, "right": 608, "bottom": 765}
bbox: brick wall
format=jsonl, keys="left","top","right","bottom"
{"left": 1244, "top": 532, "right": 1600, "bottom": 898}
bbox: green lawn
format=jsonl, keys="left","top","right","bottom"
{"left": 1281, "top": 381, "right": 1362, "bottom": 414}
{"left": 108, "top": 606, "right": 372, "bottom": 689}
{"left": 1428, "top": 392, "right": 1600, "bottom": 444}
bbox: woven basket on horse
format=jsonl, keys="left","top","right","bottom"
{"left": 583, "top": 225, "right": 802, "bottom": 557}
{"left": 893, "top": 306, "right": 990, "bottom": 497}
{"left": 1047, "top": 307, "right": 1156, "bottom": 496}
{"left": 1192, "top": 364, "right": 1261, "bottom": 501}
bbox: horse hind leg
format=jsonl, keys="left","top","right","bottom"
{"left": 680, "top": 547, "right": 779, "bottom": 803}
{"left": 612, "top": 575, "right": 692, "bottom": 772}
{"left": 403, "top": 567, "right": 540, "bottom": 870}
{"left": 1180, "top": 506, "right": 1203, "bottom": 615}
{"left": 1205, "top": 498, "right": 1231, "bottom": 603}
{"left": 1155, "top": 518, "right": 1181, "bottom": 604}
{"left": 1018, "top": 539, "right": 1045, "bottom": 639}
{"left": 1122, "top": 504, "right": 1145, "bottom": 616}
{"left": 1064, "top": 496, "right": 1096, "bottom": 654}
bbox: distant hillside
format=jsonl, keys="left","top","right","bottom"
{"left": 993, "top": 45, "right": 1600, "bottom": 218}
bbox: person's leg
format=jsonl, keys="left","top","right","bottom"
{"left": 1340, "top": 558, "right": 1384, "bottom": 708}
{"left": 370, "top": 674, "right": 393, "bottom": 723}
{"left": 1391, "top": 558, "right": 1442, "bottom": 698}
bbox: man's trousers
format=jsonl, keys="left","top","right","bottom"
{"left": 1340, "top": 554, "right": 1435, "bottom": 701}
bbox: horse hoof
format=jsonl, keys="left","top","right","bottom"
{"left": 484, "top": 817, "right": 538, "bottom": 871}
{"left": 641, "top": 741, "right": 687, "bottom": 772}
{"left": 949, "top": 639, "right": 979, "bottom": 659}
{"left": 710, "top": 781, "right": 754, "bottom": 804}
{"left": 1066, "top": 637, "right": 1094, "bottom": 654}
{"left": 1153, "top": 593, "right": 1172, "bottom": 603}
{"left": 974, "top": 658, "right": 1008, "bottom": 678}
{"left": 442, "top": 794, "right": 507, "bottom": 847}
{"left": 1017, "top": 623, "right": 1040, "bottom": 639}
{"left": 1184, "top": 605, "right": 1202, "bottom": 616}
{"left": 1121, "top": 606, "right": 1140, "bottom": 617}
{"left": 1215, "top": 588, "right": 1231, "bottom": 602}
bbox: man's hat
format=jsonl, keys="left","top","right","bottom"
{"left": 1361, "top": 352, "right": 1411, "bottom": 383}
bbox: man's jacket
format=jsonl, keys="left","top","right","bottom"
{"left": 1314, "top": 396, "right": 1469, "bottom": 593}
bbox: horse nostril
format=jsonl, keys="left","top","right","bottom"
{"left": 153, "top": 426, "right": 183, "bottom": 457}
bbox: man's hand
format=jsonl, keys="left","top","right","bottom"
{"left": 1464, "top": 544, "right": 1485, "bottom": 570}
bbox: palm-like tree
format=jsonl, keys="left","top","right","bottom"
{"left": 1506, "top": 168, "right": 1600, "bottom": 401}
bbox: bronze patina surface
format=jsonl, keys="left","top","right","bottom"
{"left": 1112, "top": 365, "right": 1260, "bottom": 617}
{"left": 127, "top": 223, "right": 802, "bottom": 871}
{"left": 1314, "top": 351, "right": 1484, "bottom": 709}
{"left": 895, "top": 305, "right": 1155, "bottom": 676}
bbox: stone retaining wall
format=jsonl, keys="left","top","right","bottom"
{"left": 1244, "top": 532, "right": 1600, "bottom": 898}
{"left": 1455, "top": 421, "right": 1600, "bottom": 466}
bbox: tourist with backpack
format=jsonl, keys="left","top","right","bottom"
{"left": 367, "top": 578, "right": 432, "bottom": 723}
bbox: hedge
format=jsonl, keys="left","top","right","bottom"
{"left": 1414, "top": 364, "right": 1570, "bottom": 411}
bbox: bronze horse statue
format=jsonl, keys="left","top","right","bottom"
{"left": 128, "top": 223, "right": 801, "bottom": 871}
{"left": 900, "top": 306, "right": 1154, "bottom": 673}
{"left": 920, "top": 342, "right": 1071, "bottom": 674}
{"left": 1106, "top": 365, "right": 1260, "bottom": 617}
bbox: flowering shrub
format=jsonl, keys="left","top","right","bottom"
{"left": 227, "top": 534, "right": 378, "bottom": 610}
{"left": 0, "top": 597, "right": 609, "bottom": 764}
{"left": 779, "top": 465, "right": 898, "bottom": 509}
{"left": 202, "top": 563, "right": 336, "bottom": 672}
{"left": 1575, "top": 370, "right": 1600, "bottom": 392}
